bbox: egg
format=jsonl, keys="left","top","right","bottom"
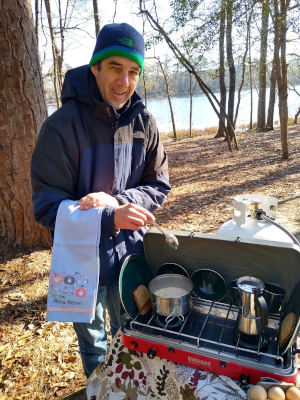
{"left": 249, "top": 385, "right": 267, "bottom": 400}
{"left": 286, "top": 387, "right": 300, "bottom": 400}
{"left": 267, "top": 386, "right": 285, "bottom": 400}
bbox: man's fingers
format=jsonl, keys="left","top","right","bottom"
{"left": 131, "top": 204, "right": 155, "bottom": 221}
{"left": 78, "top": 192, "right": 119, "bottom": 209}
{"left": 128, "top": 215, "right": 147, "bottom": 227}
{"left": 124, "top": 207, "right": 150, "bottom": 226}
{"left": 114, "top": 203, "right": 155, "bottom": 230}
{"left": 78, "top": 196, "right": 155, "bottom": 226}
{"left": 78, "top": 195, "right": 92, "bottom": 206}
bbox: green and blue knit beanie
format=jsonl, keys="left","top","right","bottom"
{"left": 89, "top": 23, "right": 144, "bottom": 76}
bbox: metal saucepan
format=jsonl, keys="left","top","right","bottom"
{"left": 263, "top": 282, "right": 286, "bottom": 314}
{"left": 148, "top": 274, "right": 194, "bottom": 323}
{"left": 226, "top": 279, "right": 240, "bottom": 307}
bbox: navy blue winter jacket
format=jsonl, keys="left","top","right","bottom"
{"left": 31, "top": 65, "right": 171, "bottom": 285}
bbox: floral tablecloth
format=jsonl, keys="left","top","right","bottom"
{"left": 86, "top": 330, "right": 248, "bottom": 400}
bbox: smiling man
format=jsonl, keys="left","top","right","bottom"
{"left": 31, "top": 23, "right": 171, "bottom": 377}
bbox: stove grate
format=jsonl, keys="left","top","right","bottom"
{"left": 130, "top": 297, "right": 284, "bottom": 364}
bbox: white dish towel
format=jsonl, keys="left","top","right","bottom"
{"left": 46, "top": 200, "right": 102, "bottom": 323}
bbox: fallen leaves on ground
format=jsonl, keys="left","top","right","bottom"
{"left": 0, "top": 126, "right": 300, "bottom": 399}
{"left": 158, "top": 127, "right": 300, "bottom": 236}
{"left": 0, "top": 251, "right": 112, "bottom": 399}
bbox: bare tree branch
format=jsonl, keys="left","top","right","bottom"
{"left": 113, "top": 0, "right": 118, "bottom": 23}
{"left": 140, "top": 8, "right": 238, "bottom": 150}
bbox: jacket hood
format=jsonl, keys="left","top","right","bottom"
{"left": 61, "top": 65, "right": 144, "bottom": 122}
{"left": 61, "top": 65, "right": 93, "bottom": 105}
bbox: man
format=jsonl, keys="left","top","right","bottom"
{"left": 31, "top": 22, "right": 170, "bottom": 378}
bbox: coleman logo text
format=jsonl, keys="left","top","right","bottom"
{"left": 188, "top": 357, "right": 211, "bottom": 368}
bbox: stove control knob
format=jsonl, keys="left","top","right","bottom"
{"left": 147, "top": 349, "right": 156, "bottom": 359}
{"left": 130, "top": 341, "right": 138, "bottom": 349}
{"left": 239, "top": 374, "right": 250, "bottom": 386}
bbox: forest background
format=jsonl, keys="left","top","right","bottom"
{"left": 1, "top": 0, "right": 300, "bottom": 399}
{"left": 30, "top": 0, "right": 300, "bottom": 148}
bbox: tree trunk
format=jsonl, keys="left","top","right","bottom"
{"left": 217, "top": 0, "right": 226, "bottom": 138}
{"left": 189, "top": 73, "right": 193, "bottom": 138}
{"left": 279, "top": 0, "right": 289, "bottom": 159}
{"left": 294, "top": 107, "right": 300, "bottom": 124}
{"left": 257, "top": 0, "right": 269, "bottom": 130}
{"left": 58, "top": 0, "right": 65, "bottom": 91}
{"left": 113, "top": 0, "right": 118, "bottom": 22}
{"left": 44, "top": 0, "right": 61, "bottom": 108}
{"left": 226, "top": 0, "right": 236, "bottom": 136}
{"left": 234, "top": 7, "right": 252, "bottom": 129}
{"left": 249, "top": 34, "right": 253, "bottom": 130}
{"left": 267, "top": 55, "right": 277, "bottom": 129}
{"left": 143, "top": 68, "right": 147, "bottom": 109}
{"left": 142, "top": 15, "right": 147, "bottom": 108}
{"left": 93, "top": 0, "right": 100, "bottom": 36}
{"left": 0, "top": 0, "right": 51, "bottom": 249}
{"left": 157, "top": 58, "right": 176, "bottom": 139}
{"left": 35, "top": 0, "right": 39, "bottom": 47}
{"left": 274, "top": 0, "right": 289, "bottom": 159}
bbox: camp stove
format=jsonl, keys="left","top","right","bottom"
{"left": 121, "top": 298, "right": 298, "bottom": 384}
{"left": 120, "top": 230, "right": 300, "bottom": 385}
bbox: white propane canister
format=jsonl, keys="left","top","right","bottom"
{"left": 217, "top": 194, "right": 294, "bottom": 243}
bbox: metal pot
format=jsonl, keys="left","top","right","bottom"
{"left": 226, "top": 279, "right": 240, "bottom": 307}
{"left": 149, "top": 274, "right": 194, "bottom": 323}
{"left": 263, "top": 282, "right": 286, "bottom": 314}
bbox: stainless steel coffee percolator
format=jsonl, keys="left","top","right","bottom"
{"left": 236, "top": 276, "right": 268, "bottom": 335}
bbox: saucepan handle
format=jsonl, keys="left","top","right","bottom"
{"left": 166, "top": 298, "right": 180, "bottom": 324}
{"left": 226, "top": 289, "right": 233, "bottom": 304}
{"left": 166, "top": 308, "right": 176, "bottom": 324}
{"left": 279, "top": 298, "right": 286, "bottom": 312}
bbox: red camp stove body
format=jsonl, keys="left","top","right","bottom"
{"left": 121, "top": 300, "right": 298, "bottom": 385}
{"left": 120, "top": 230, "right": 300, "bottom": 385}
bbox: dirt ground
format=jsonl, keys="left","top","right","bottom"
{"left": 0, "top": 126, "right": 300, "bottom": 399}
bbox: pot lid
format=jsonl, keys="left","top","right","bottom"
{"left": 155, "top": 263, "right": 189, "bottom": 278}
{"left": 190, "top": 269, "right": 227, "bottom": 302}
{"left": 280, "top": 280, "right": 300, "bottom": 354}
{"left": 283, "top": 280, "right": 300, "bottom": 318}
{"left": 119, "top": 254, "right": 153, "bottom": 322}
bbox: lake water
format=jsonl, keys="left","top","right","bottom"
{"left": 48, "top": 86, "right": 300, "bottom": 133}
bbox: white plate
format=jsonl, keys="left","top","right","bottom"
{"left": 247, "top": 388, "right": 251, "bottom": 400}
{"left": 281, "top": 316, "right": 300, "bottom": 355}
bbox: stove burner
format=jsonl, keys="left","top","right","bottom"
{"left": 233, "top": 327, "right": 270, "bottom": 350}
{"left": 154, "top": 314, "right": 183, "bottom": 328}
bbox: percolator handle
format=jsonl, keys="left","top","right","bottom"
{"left": 253, "top": 288, "right": 268, "bottom": 328}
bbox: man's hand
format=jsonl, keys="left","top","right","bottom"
{"left": 114, "top": 204, "right": 155, "bottom": 231}
{"left": 78, "top": 193, "right": 155, "bottom": 231}
{"left": 78, "top": 192, "right": 119, "bottom": 210}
